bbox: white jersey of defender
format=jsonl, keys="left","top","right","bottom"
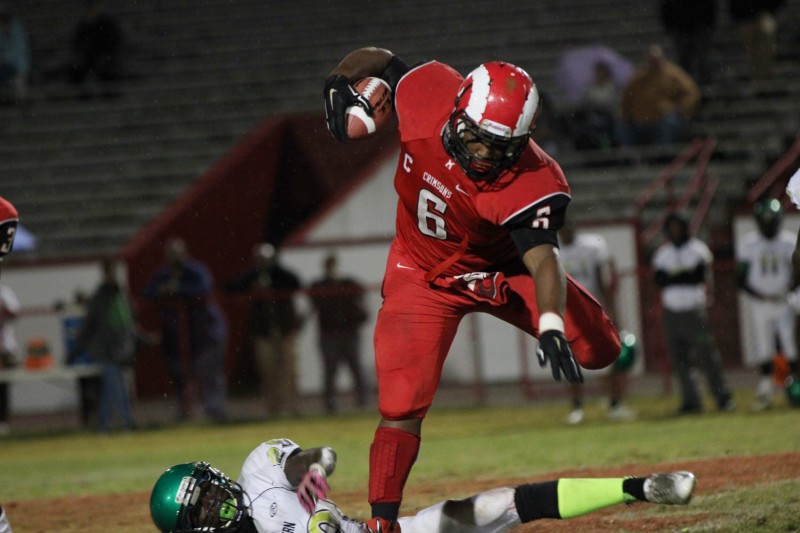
{"left": 559, "top": 234, "right": 610, "bottom": 298}
{"left": 736, "top": 230, "right": 795, "bottom": 297}
{"left": 786, "top": 167, "right": 800, "bottom": 209}
{"left": 239, "top": 439, "right": 520, "bottom": 533}
{"left": 735, "top": 230, "right": 798, "bottom": 361}
{"left": 237, "top": 439, "right": 362, "bottom": 533}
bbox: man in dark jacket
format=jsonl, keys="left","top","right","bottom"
{"left": 660, "top": 0, "right": 717, "bottom": 86}
{"left": 226, "top": 243, "right": 302, "bottom": 418}
{"left": 70, "top": 0, "right": 124, "bottom": 87}
{"left": 309, "top": 252, "right": 368, "bottom": 414}
{"left": 144, "top": 239, "right": 228, "bottom": 422}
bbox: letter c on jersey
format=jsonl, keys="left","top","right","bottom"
{"left": 403, "top": 153, "right": 414, "bottom": 173}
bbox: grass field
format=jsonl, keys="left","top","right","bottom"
{"left": 1, "top": 388, "right": 799, "bottom": 532}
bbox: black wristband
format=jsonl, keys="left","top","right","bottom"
{"left": 324, "top": 73, "right": 349, "bottom": 94}
{"left": 380, "top": 55, "right": 410, "bottom": 92}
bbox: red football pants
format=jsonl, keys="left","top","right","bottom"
{"left": 374, "top": 247, "right": 620, "bottom": 420}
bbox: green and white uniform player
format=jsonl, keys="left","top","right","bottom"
{"left": 150, "top": 438, "right": 696, "bottom": 532}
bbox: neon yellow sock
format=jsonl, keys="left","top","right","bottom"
{"left": 557, "top": 478, "right": 632, "bottom": 519}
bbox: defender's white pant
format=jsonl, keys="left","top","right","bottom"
{"left": 0, "top": 505, "right": 13, "bottom": 533}
{"left": 335, "top": 487, "right": 521, "bottom": 533}
{"left": 750, "top": 299, "right": 797, "bottom": 363}
{"left": 398, "top": 488, "right": 520, "bottom": 533}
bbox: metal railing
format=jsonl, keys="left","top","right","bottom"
{"left": 635, "top": 137, "right": 718, "bottom": 248}
{"left": 745, "top": 132, "right": 800, "bottom": 206}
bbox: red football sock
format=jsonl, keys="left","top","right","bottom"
{"left": 368, "top": 427, "right": 421, "bottom": 507}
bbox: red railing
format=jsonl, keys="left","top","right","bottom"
{"left": 745, "top": 132, "right": 800, "bottom": 206}
{"left": 635, "top": 137, "right": 718, "bottom": 248}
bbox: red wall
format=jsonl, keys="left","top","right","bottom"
{"left": 122, "top": 111, "right": 397, "bottom": 397}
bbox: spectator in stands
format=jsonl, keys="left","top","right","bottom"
{"left": 71, "top": 258, "right": 138, "bottom": 432}
{"left": 660, "top": 0, "right": 717, "bottom": 87}
{"left": 69, "top": 0, "right": 124, "bottom": 97}
{"left": 652, "top": 212, "right": 734, "bottom": 415}
{"left": 570, "top": 61, "right": 622, "bottom": 150}
{"left": 144, "top": 239, "right": 228, "bottom": 423}
{"left": 619, "top": 44, "right": 701, "bottom": 147}
{"left": 558, "top": 218, "right": 636, "bottom": 424}
{"left": 728, "top": 0, "right": 786, "bottom": 87}
{"left": 308, "top": 252, "right": 369, "bottom": 414}
{"left": 0, "top": 1, "right": 30, "bottom": 103}
{"left": 531, "top": 90, "right": 564, "bottom": 155}
{"left": 0, "top": 282, "right": 20, "bottom": 437}
{"left": 225, "top": 243, "right": 302, "bottom": 418}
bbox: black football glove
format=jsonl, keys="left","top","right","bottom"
{"left": 323, "top": 74, "right": 372, "bottom": 142}
{"left": 537, "top": 330, "right": 583, "bottom": 383}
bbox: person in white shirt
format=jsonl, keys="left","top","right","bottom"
{"left": 149, "top": 438, "right": 696, "bottom": 533}
{"left": 736, "top": 198, "right": 798, "bottom": 410}
{"left": 652, "top": 212, "right": 734, "bottom": 415}
{"left": 558, "top": 219, "right": 636, "bottom": 424}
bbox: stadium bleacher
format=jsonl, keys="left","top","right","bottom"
{"left": 1, "top": 0, "right": 798, "bottom": 259}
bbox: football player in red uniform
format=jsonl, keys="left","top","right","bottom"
{"left": 0, "top": 195, "right": 18, "bottom": 533}
{"left": 0, "top": 196, "right": 18, "bottom": 268}
{"left": 324, "top": 48, "right": 621, "bottom": 532}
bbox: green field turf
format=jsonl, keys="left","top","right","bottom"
{"left": 1, "top": 389, "right": 798, "bottom": 531}
{"left": 1, "top": 390, "right": 798, "bottom": 497}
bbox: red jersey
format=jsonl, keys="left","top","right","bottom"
{"left": 0, "top": 196, "right": 19, "bottom": 258}
{"left": 392, "top": 61, "right": 571, "bottom": 276}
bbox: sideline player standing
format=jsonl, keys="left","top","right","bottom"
{"left": 150, "top": 437, "right": 697, "bottom": 533}
{"left": 736, "top": 198, "right": 799, "bottom": 410}
{"left": 652, "top": 212, "right": 734, "bottom": 415}
{"left": 323, "top": 47, "right": 620, "bottom": 531}
{"left": 0, "top": 195, "right": 19, "bottom": 533}
{"left": 558, "top": 218, "right": 636, "bottom": 424}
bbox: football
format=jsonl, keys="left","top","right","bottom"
{"left": 346, "top": 77, "right": 393, "bottom": 140}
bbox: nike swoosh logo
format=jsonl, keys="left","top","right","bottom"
{"left": 396, "top": 262, "right": 416, "bottom": 270}
{"left": 455, "top": 184, "right": 470, "bottom": 196}
{"left": 329, "top": 88, "right": 337, "bottom": 108}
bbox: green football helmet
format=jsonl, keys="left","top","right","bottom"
{"left": 150, "top": 461, "right": 248, "bottom": 532}
{"left": 786, "top": 377, "right": 800, "bottom": 407}
{"left": 613, "top": 331, "right": 637, "bottom": 372}
{"left": 753, "top": 198, "right": 783, "bottom": 238}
